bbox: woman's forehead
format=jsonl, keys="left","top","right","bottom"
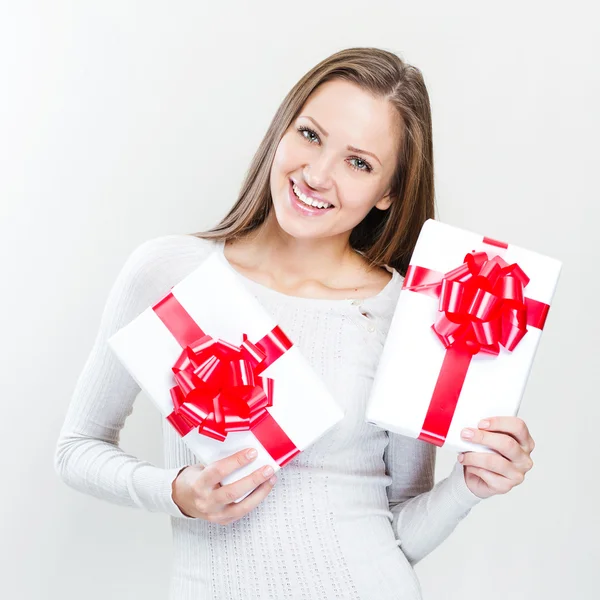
{"left": 298, "top": 81, "right": 402, "bottom": 167}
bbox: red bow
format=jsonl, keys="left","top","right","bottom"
{"left": 421, "top": 252, "right": 530, "bottom": 356}
{"left": 167, "top": 334, "right": 276, "bottom": 442}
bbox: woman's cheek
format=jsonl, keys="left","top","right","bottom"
{"left": 278, "top": 134, "right": 305, "bottom": 162}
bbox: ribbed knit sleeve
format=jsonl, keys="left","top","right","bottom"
{"left": 54, "top": 236, "right": 205, "bottom": 519}
{"left": 383, "top": 430, "right": 483, "bottom": 566}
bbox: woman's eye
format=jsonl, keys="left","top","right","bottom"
{"left": 298, "top": 126, "right": 319, "bottom": 144}
{"left": 349, "top": 157, "right": 372, "bottom": 172}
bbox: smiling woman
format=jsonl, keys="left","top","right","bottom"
{"left": 55, "top": 47, "right": 482, "bottom": 600}
{"left": 195, "top": 47, "right": 434, "bottom": 279}
{"left": 266, "top": 79, "right": 401, "bottom": 244}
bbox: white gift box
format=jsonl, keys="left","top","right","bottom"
{"left": 366, "top": 219, "right": 562, "bottom": 454}
{"left": 109, "top": 250, "right": 344, "bottom": 498}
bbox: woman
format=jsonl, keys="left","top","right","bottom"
{"left": 55, "top": 47, "right": 535, "bottom": 599}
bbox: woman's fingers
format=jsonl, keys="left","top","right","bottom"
{"left": 459, "top": 417, "right": 536, "bottom": 499}
{"left": 460, "top": 451, "right": 524, "bottom": 482}
{"left": 189, "top": 448, "right": 279, "bottom": 524}
{"left": 214, "top": 464, "right": 276, "bottom": 505}
{"left": 202, "top": 447, "right": 259, "bottom": 488}
{"left": 464, "top": 465, "right": 514, "bottom": 495}
{"left": 467, "top": 416, "right": 535, "bottom": 454}
{"left": 461, "top": 428, "right": 526, "bottom": 462}
{"left": 219, "top": 476, "right": 277, "bottom": 523}
{"left": 480, "top": 416, "right": 534, "bottom": 451}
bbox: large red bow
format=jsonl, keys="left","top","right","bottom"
{"left": 413, "top": 251, "right": 531, "bottom": 356}
{"left": 167, "top": 333, "right": 276, "bottom": 442}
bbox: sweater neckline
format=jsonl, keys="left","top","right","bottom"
{"left": 214, "top": 240, "right": 401, "bottom": 306}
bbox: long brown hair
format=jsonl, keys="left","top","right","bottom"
{"left": 190, "top": 47, "right": 435, "bottom": 277}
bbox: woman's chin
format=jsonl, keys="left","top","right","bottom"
{"left": 276, "top": 221, "right": 322, "bottom": 240}
{"left": 271, "top": 206, "right": 327, "bottom": 240}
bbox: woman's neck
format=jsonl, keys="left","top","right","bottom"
{"left": 231, "top": 218, "right": 358, "bottom": 280}
{"left": 223, "top": 216, "right": 389, "bottom": 299}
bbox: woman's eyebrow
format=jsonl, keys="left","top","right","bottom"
{"left": 300, "top": 115, "right": 382, "bottom": 166}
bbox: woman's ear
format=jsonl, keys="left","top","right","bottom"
{"left": 375, "top": 191, "right": 393, "bottom": 211}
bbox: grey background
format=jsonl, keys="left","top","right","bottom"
{"left": 1, "top": 2, "right": 597, "bottom": 599}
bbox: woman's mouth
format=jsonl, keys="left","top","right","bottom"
{"left": 288, "top": 179, "right": 334, "bottom": 216}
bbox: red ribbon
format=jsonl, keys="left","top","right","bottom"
{"left": 151, "top": 291, "right": 300, "bottom": 466}
{"left": 403, "top": 246, "right": 550, "bottom": 447}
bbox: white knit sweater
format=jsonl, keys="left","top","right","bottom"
{"left": 54, "top": 234, "right": 483, "bottom": 600}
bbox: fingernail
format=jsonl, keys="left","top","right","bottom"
{"left": 458, "top": 453, "right": 464, "bottom": 462}
{"left": 269, "top": 476, "right": 277, "bottom": 485}
{"left": 246, "top": 448, "right": 258, "bottom": 458}
{"left": 461, "top": 428, "right": 474, "bottom": 439}
{"left": 478, "top": 420, "right": 490, "bottom": 429}
{"left": 263, "top": 466, "right": 274, "bottom": 477}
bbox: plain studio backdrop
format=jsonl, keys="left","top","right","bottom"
{"left": 1, "top": 2, "right": 597, "bottom": 599}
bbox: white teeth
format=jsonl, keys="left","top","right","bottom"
{"left": 292, "top": 183, "right": 332, "bottom": 209}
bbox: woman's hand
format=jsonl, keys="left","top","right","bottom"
{"left": 457, "top": 416, "right": 535, "bottom": 500}
{"left": 172, "top": 447, "right": 277, "bottom": 524}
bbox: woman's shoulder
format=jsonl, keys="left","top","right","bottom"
{"left": 115, "top": 234, "right": 220, "bottom": 299}
{"left": 130, "top": 233, "right": 218, "bottom": 261}
{"left": 359, "top": 260, "right": 404, "bottom": 301}
{"left": 356, "top": 266, "right": 404, "bottom": 326}
{"left": 348, "top": 251, "right": 402, "bottom": 300}
{"left": 385, "top": 267, "right": 405, "bottom": 302}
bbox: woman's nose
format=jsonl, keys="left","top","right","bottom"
{"left": 303, "top": 156, "right": 335, "bottom": 190}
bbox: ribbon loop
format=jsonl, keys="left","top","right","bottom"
{"left": 419, "top": 251, "right": 531, "bottom": 356}
{"left": 167, "top": 332, "right": 277, "bottom": 443}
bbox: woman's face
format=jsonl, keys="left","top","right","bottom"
{"left": 269, "top": 78, "right": 401, "bottom": 242}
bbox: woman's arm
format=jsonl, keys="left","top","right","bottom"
{"left": 383, "top": 430, "right": 484, "bottom": 566}
{"left": 54, "top": 236, "right": 203, "bottom": 519}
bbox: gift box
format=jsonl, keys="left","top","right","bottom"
{"left": 108, "top": 250, "right": 344, "bottom": 500}
{"left": 366, "top": 219, "right": 562, "bottom": 454}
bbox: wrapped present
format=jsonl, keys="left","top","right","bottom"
{"left": 366, "top": 219, "right": 562, "bottom": 454}
{"left": 108, "top": 250, "right": 344, "bottom": 500}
